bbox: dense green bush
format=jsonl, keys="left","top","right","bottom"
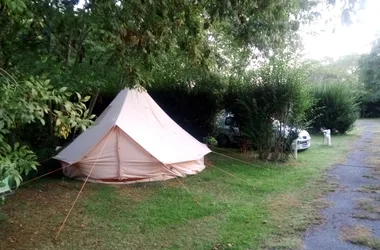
{"left": 361, "top": 91, "right": 380, "bottom": 118}
{"left": 310, "top": 83, "right": 359, "bottom": 134}
{"left": 148, "top": 69, "right": 225, "bottom": 140}
{"left": 0, "top": 71, "right": 94, "bottom": 192}
{"left": 225, "top": 60, "right": 313, "bottom": 160}
{"left": 359, "top": 38, "right": 380, "bottom": 118}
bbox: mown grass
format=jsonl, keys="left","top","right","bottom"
{"left": 0, "top": 127, "right": 361, "bottom": 250}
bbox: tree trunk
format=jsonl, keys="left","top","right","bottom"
{"left": 48, "top": 100, "right": 53, "bottom": 136}
{"left": 65, "top": 33, "right": 72, "bottom": 66}
{"left": 75, "top": 25, "right": 89, "bottom": 65}
{"left": 8, "top": 132, "right": 16, "bottom": 146}
{"left": 239, "top": 137, "right": 247, "bottom": 154}
{"left": 88, "top": 88, "right": 100, "bottom": 117}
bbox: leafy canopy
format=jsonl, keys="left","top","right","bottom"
{"left": 0, "top": 71, "right": 94, "bottom": 193}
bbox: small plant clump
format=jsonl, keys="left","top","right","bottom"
{"left": 340, "top": 225, "right": 380, "bottom": 249}
{"left": 356, "top": 185, "right": 380, "bottom": 194}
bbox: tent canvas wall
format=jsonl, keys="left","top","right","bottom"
{"left": 53, "top": 88, "right": 211, "bottom": 184}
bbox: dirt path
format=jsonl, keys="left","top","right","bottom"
{"left": 304, "top": 119, "right": 380, "bottom": 250}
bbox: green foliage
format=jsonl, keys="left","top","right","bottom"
{"left": 0, "top": 71, "right": 94, "bottom": 138}
{"left": 0, "top": 142, "right": 38, "bottom": 189}
{"left": 0, "top": 0, "right": 319, "bottom": 90}
{"left": 359, "top": 39, "right": 380, "bottom": 92}
{"left": 310, "top": 83, "right": 359, "bottom": 134}
{"left": 205, "top": 136, "right": 218, "bottom": 146}
{"left": 149, "top": 68, "right": 225, "bottom": 139}
{"left": 225, "top": 59, "right": 313, "bottom": 160}
{"left": 359, "top": 38, "right": 380, "bottom": 117}
{"left": 304, "top": 57, "right": 360, "bottom": 85}
{"left": 0, "top": 70, "right": 94, "bottom": 191}
{"left": 361, "top": 91, "right": 380, "bottom": 118}
{"left": 305, "top": 58, "right": 361, "bottom": 132}
{"left": 0, "top": 0, "right": 27, "bottom": 14}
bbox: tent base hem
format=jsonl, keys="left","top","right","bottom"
{"left": 71, "top": 174, "right": 187, "bottom": 184}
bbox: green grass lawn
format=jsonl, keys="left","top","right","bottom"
{"left": 0, "top": 130, "right": 360, "bottom": 250}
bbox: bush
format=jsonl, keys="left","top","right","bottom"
{"left": 0, "top": 71, "right": 94, "bottom": 192}
{"left": 361, "top": 91, "right": 380, "bottom": 118}
{"left": 310, "top": 83, "right": 359, "bottom": 134}
{"left": 225, "top": 60, "right": 313, "bottom": 161}
{"left": 148, "top": 69, "right": 225, "bottom": 140}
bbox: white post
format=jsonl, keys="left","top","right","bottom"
{"left": 321, "top": 128, "right": 331, "bottom": 146}
{"left": 292, "top": 140, "right": 297, "bottom": 160}
{"left": 327, "top": 134, "right": 331, "bottom": 146}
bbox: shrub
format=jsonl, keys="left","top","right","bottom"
{"left": 225, "top": 60, "right": 313, "bottom": 161}
{"left": 310, "top": 83, "right": 359, "bottom": 134}
{"left": 148, "top": 69, "right": 225, "bottom": 140}
{"left": 0, "top": 70, "right": 94, "bottom": 193}
{"left": 361, "top": 91, "right": 380, "bottom": 118}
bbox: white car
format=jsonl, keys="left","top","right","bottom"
{"left": 296, "top": 130, "right": 311, "bottom": 150}
{"left": 272, "top": 120, "right": 311, "bottom": 151}
{"left": 216, "top": 112, "right": 311, "bottom": 151}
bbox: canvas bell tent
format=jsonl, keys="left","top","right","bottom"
{"left": 53, "top": 88, "right": 211, "bottom": 184}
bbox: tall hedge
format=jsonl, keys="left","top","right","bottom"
{"left": 361, "top": 91, "right": 380, "bottom": 118}
{"left": 225, "top": 60, "right": 313, "bottom": 160}
{"left": 310, "top": 83, "right": 359, "bottom": 134}
{"left": 148, "top": 69, "right": 225, "bottom": 140}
